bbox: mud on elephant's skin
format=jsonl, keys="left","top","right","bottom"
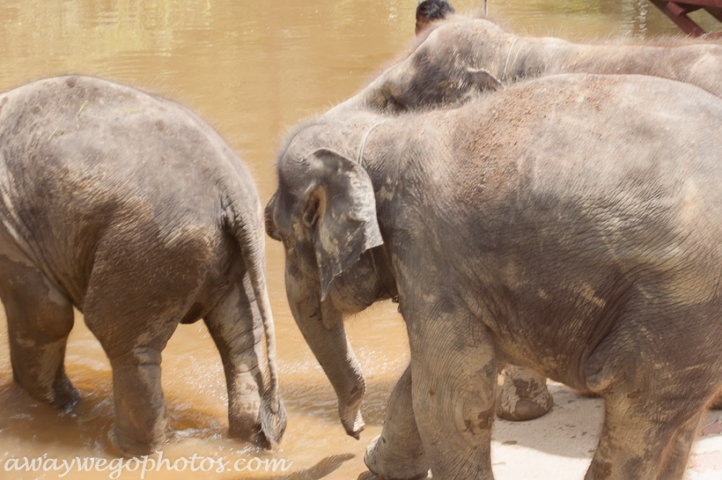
{"left": 328, "top": 15, "right": 722, "bottom": 116}
{"left": 0, "top": 76, "right": 286, "bottom": 455}
{"left": 328, "top": 12, "right": 722, "bottom": 423}
{"left": 267, "top": 73, "right": 722, "bottom": 479}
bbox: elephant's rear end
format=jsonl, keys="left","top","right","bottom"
{"left": 0, "top": 75, "right": 285, "bottom": 454}
{"left": 0, "top": 76, "right": 250, "bottom": 304}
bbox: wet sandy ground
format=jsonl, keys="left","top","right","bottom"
{"left": 332, "top": 382, "right": 722, "bottom": 480}
{"left": 488, "top": 385, "right": 722, "bottom": 480}
{"left": 3, "top": 304, "right": 720, "bottom": 480}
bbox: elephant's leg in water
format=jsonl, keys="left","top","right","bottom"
{"left": 0, "top": 258, "right": 78, "bottom": 408}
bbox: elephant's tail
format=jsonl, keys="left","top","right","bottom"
{"left": 227, "top": 198, "right": 286, "bottom": 447}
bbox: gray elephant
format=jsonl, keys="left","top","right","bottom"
{"left": 330, "top": 15, "right": 722, "bottom": 116}
{"left": 266, "top": 73, "right": 722, "bottom": 480}
{"left": 328, "top": 14, "right": 722, "bottom": 421}
{"left": 0, "top": 76, "right": 286, "bottom": 455}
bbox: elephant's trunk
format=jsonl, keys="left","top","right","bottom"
{"left": 286, "top": 270, "right": 366, "bottom": 438}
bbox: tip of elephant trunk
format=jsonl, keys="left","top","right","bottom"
{"left": 342, "top": 409, "right": 365, "bottom": 440}
{"left": 339, "top": 380, "right": 366, "bottom": 439}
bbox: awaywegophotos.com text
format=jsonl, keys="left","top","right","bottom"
{"left": 1, "top": 452, "right": 294, "bottom": 478}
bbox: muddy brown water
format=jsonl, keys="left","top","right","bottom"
{"left": 0, "top": 1, "right": 717, "bottom": 479}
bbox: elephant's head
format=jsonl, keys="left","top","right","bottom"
{"left": 266, "top": 133, "right": 395, "bottom": 438}
{"left": 325, "top": 17, "right": 506, "bottom": 118}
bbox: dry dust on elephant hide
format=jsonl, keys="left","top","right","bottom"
{"left": 329, "top": 14, "right": 722, "bottom": 116}
{"left": 326, "top": 12, "right": 722, "bottom": 421}
{"left": 0, "top": 75, "right": 286, "bottom": 455}
{"left": 267, "top": 73, "right": 722, "bottom": 480}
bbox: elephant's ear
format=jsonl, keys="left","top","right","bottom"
{"left": 303, "top": 148, "right": 383, "bottom": 301}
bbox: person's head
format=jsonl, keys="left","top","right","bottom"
{"left": 415, "top": 0, "right": 455, "bottom": 34}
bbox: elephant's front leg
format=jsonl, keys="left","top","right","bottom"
{"left": 497, "top": 365, "right": 553, "bottom": 421}
{"left": 406, "top": 306, "right": 497, "bottom": 480}
{"left": 365, "top": 364, "right": 429, "bottom": 480}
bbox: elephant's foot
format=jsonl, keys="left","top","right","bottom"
{"left": 497, "top": 366, "right": 553, "bottom": 421}
{"left": 107, "top": 361, "right": 169, "bottom": 456}
{"left": 112, "top": 428, "right": 167, "bottom": 457}
{"left": 21, "top": 377, "right": 79, "bottom": 409}
{"left": 48, "top": 374, "right": 80, "bottom": 409}
{"left": 12, "top": 353, "right": 80, "bottom": 409}
{"left": 364, "top": 435, "right": 430, "bottom": 480}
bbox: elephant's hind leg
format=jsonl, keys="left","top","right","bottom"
{"left": 585, "top": 392, "right": 709, "bottom": 480}
{"left": 83, "top": 289, "right": 184, "bottom": 456}
{"left": 0, "top": 259, "right": 77, "bottom": 408}
{"left": 83, "top": 298, "right": 177, "bottom": 455}
{"left": 656, "top": 407, "right": 706, "bottom": 480}
{"left": 82, "top": 232, "right": 206, "bottom": 455}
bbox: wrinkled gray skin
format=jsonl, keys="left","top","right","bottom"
{"left": 0, "top": 76, "right": 286, "bottom": 455}
{"left": 331, "top": 16, "right": 722, "bottom": 117}
{"left": 330, "top": 15, "right": 722, "bottom": 420}
{"left": 267, "top": 73, "right": 722, "bottom": 479}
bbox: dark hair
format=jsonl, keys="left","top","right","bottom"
{"left": 416, "top": 0, "right": 455, "bottom": 21}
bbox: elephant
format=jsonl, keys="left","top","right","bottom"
{"left": 329, "top": 15, "right": 722, "bottom": 117}
{"left": 265, "top": 73, "right": 722, "bottom": 480}
{"left": 326, "top": 14, "right": 722, "bottom": 421}
{"left": 0, "top": 76, "right": 286, "bottom": 455}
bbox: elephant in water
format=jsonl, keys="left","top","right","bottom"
{"left": 330, "top": 15, "right": 722, "bottom": 116}
{"left": 0, "top": 76, "right": 286, "bottom": 455}
{"left": 266, "top": 73, "right": 722, "bottom": 480}
{"left": 327, "top": 14, "right": 722, "bottom": 421}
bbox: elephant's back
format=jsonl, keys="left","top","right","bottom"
{"left": 446, "top": 73, "right": 722, "bottom": 217}
{"left": 0, "top": 76, "right": 255, "bottom": 304}
{"left": 436, "top": 73, "right": 722, "bottom": 291}
{"left": 1, "top": 76, "right": 246, "bottom": 173}
{"left": 411, "top": 74, "right": 722, "bottom": 375}
{"left": 0, "top": 75, "right": 256, "bottom": 224}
